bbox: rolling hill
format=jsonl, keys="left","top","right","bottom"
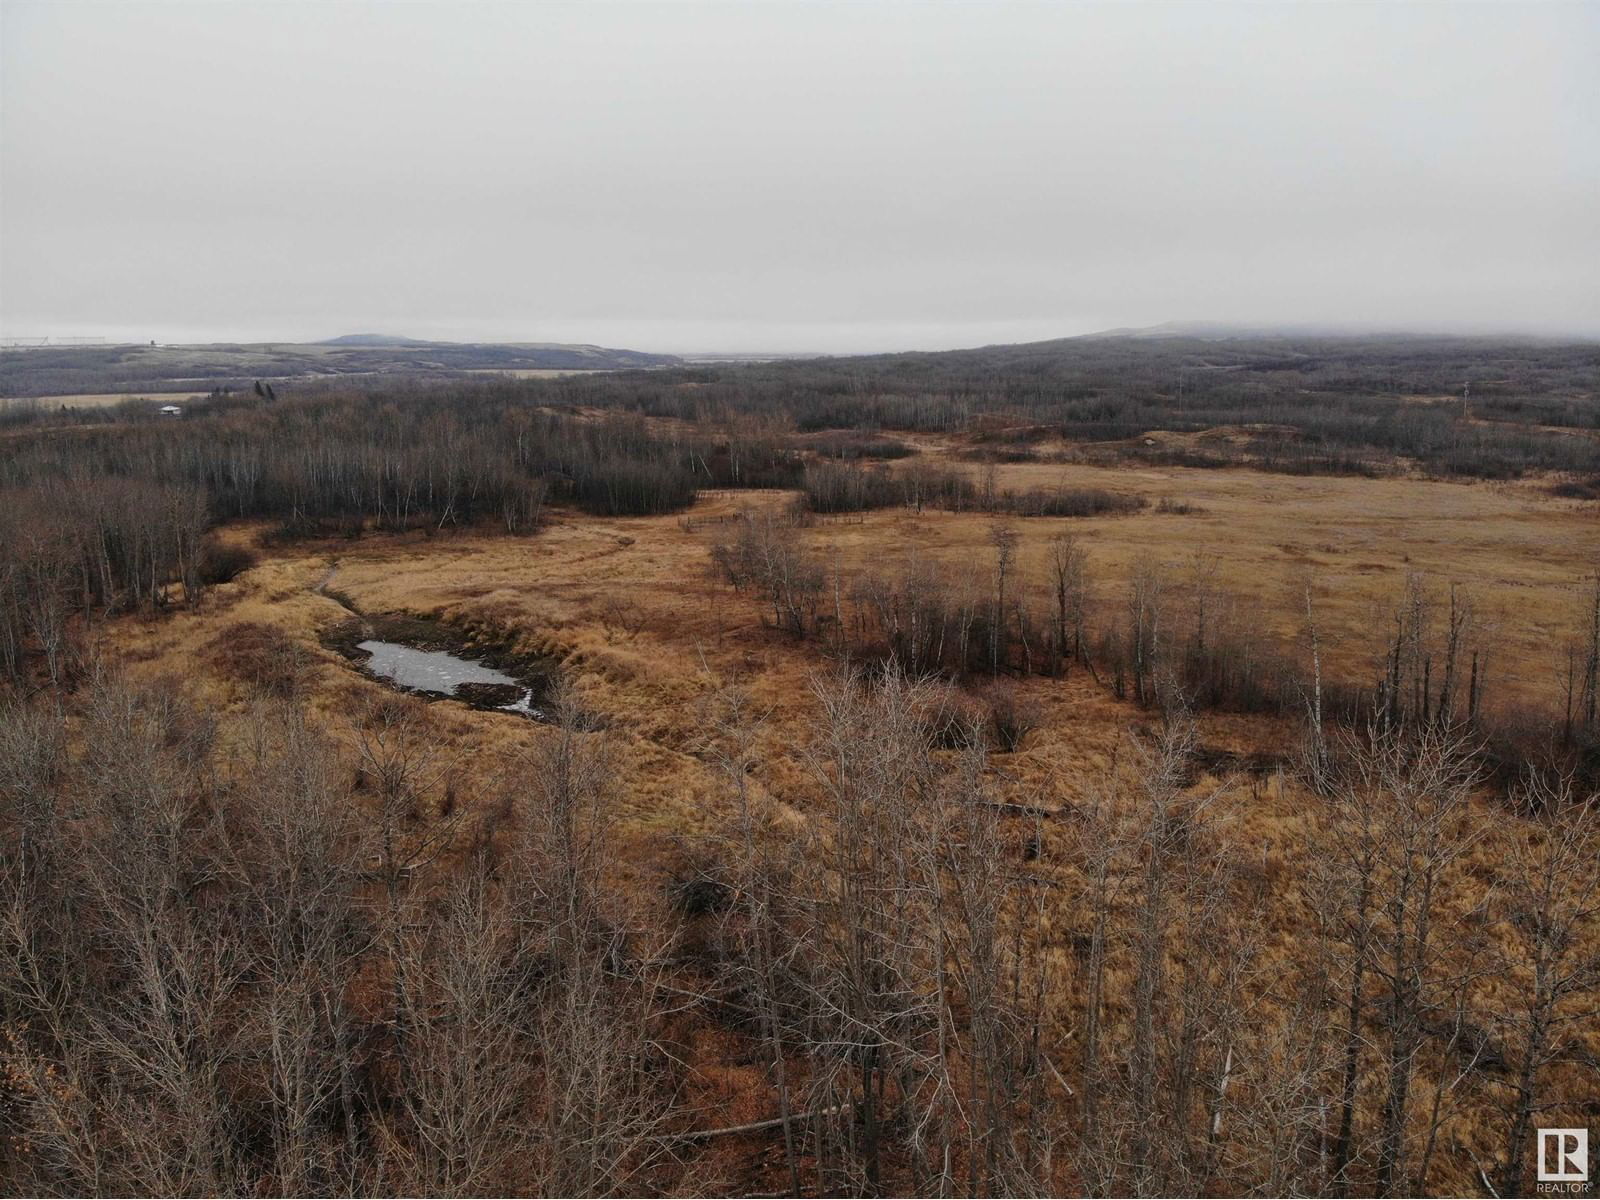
{"left": 0, "top": 337, "right": 682, "bottom": 398}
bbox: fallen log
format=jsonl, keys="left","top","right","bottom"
{"left": 677, "top": 1104, "right": 847, "bottom": 1141}
{"left": 982, "top": 800, "right": 1079, "bottom": 821}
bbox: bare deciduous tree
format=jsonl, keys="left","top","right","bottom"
{"left": 1491, "top": 774, "right": 1600, "bottom": 1198}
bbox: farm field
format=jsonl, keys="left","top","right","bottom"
{"left": 878, "top": 450, "right": 1597, "bottom": 711}
{"left": 465, "top": 367, "right": 619, "bottom": 379}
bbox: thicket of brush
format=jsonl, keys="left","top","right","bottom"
{"left": 799, "top": 459, "right": 1145, "bottom": 518}
{"left": 712, "top": 511, "right": 1600, "bottom": 787}
{"left": 2, "top": 662, "right": 1595, "bottom": 1196}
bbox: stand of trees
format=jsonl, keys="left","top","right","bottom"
{"left": 0, "top": 479, "right": 210, "bottom": 685}
{"left": 799, "top": 459, "right": 1146, "bottom": 519}
{"left": 0, "top": 385, "right": 801, "bottom": 686}
{"left": 0, "top": 393, "right": 713, "bottom": 534}
{"left": 0, "top": 681, "right": 680, "bottom": 1196}
{"left": 2, "top": 664, "right": 1594, "bottom": 1196}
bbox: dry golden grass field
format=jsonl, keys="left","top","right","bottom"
{"left": 97, "top": 450, "right": 1600, "bottom": 844}
{"left": 78, "top": 452, "right": 1598, "bottom": 1197}
{"left": 892, "top": 453, "right": 1598, "bottom": 710}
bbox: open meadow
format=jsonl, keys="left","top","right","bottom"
{"left": 61, "top": 454, "right": 1595, "bottom": 1196}
{"left": 92, "top": 451, "right": 1600, "bottom": 839}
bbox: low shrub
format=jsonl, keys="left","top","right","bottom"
{"left": 917, "top": 685, "right": 988, "bottom": 750}
{"left": 198, "top": 540, "right": 259, "bottom": 585}
{"left": 1549, "top": 476, "right": 1600, "bottom": 500}
{"left": 982, "top": 683, "right": 1040, "bottom": 752}
{"left": 206, "top": 622, "right": 307, "bottom": 698}
{"left": 1003, "top": 487, "right": 1146, "bottom": 517}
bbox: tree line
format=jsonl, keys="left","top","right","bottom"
{"left": 0, "top": 383, "right": 807, "bottom": 686}
{"left": 515, "top": 334, "right": 1600, "bottom": 480}
{"left": 10, "top": 332, "right": 1598, "bottom": 481}
{"left": 799, "top": 459, "right": 1147, "bottom": 518}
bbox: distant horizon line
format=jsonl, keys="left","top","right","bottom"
{"left": 4, "top": 319, "right": 1599, "bottom": 358}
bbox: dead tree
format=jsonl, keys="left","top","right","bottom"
{"left": 704, "top": 685, "right": 803, "bottom": 1195}
{"left": 800, "top": 668, "right": 943, "bottom": 1194}
{"left": 1328, "top": 722, "right": 1482, "bottom": 1197}
{"left": 989, "top": 520, "right": 1019, "bottom": 676}
{"left": 1046, "top": 533, "right": 1090, "bottom": 678}
{"left": 1491, "top": 774, "right": 1600, "bottom": 1198}
{"left": 1126, "top": 558, "right": 1165, "bottom": 709}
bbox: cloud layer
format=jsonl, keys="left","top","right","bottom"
{"left": 3, "top": 1, "right": 1596, "bottom": 351}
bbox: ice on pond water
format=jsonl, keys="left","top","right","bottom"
{"left": 357, "top": 640, "right": 543, "bottom": 717}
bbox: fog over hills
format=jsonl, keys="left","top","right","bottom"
{"left": 6, "top": 3, "right": 1594, "bottom": 353}
{"left": 1084, "top": 321, "right": 1600, "bottom": 344}
{"left": 316, "top": 333, "right": 438, "bottom": 348}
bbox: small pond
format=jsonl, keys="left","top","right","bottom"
{"left": 357, "top": 640, "right": 546, "bottom": 718}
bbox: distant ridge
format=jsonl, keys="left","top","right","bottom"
{"left": 312, "top": 333, "right": 682, "bottom": 364}
{"left": 1082, "top": 320, "right": 1422, "bottom": 341}
{"left": 317, "top": 333, "right": 436, "bottom": 347}
{"left": 0, "top": 336, "right": 682, "bottom": 399}
{"left": 1079, "top": 320, "right": 1594, "bottom": 343}
{"left": 1085, "top": 321, "right": 1272, "bottom": 340}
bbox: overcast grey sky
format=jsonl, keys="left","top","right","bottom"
{"left": 2, "top": 1, "right": 1596, "bottom": 352}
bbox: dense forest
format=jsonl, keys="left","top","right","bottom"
{"left": 1, "top": 333, "right": 1598, "bottom": 1196}
{"left": 11, "top": 331, "right": 1594, "bottom": 474}
{"left": 541, "top": 332, "right": 1600, "bottom": 478}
